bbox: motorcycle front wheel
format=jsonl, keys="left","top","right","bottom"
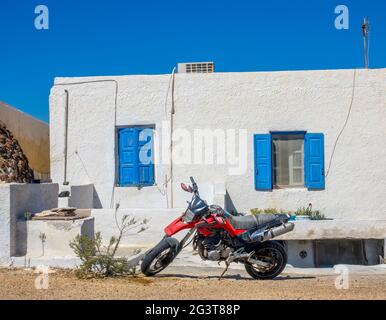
{"left": 244, "top": 241, "right": 287, "bottom": 280}
{"left": 141, "top": 237, "right": 180, "bottom": 276}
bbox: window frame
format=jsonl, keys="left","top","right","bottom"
{"left": 254, "top": 131, "right": 325, "bottom": 191}
{"left": 270, "top": 131, "right": 306, "bottom": 189}
{"left": 116, "top": 125, "right": 156, "bottom": 188}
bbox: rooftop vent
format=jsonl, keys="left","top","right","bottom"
{"left": 178, "top": 62, "right": 214, "bottom": 74}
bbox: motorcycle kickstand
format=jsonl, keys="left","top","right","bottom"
{"left": 219, "top": 260, "right": 230, "bottom": 280}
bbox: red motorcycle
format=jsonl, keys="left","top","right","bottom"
{"left": 141, "top": 177, "right": 295, "bottom": 280}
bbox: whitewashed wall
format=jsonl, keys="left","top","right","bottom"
{"left": 0, "top": 183, "right": 58, "bottom": 264}
{"left": 49, "top": 69, "right": 386, "bottom": 219}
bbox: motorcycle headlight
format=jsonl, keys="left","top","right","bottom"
{"left": 182, "top": 209, "right": 195, "bottom": 223}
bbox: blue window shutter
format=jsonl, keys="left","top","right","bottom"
{"left": 119, "top": 128, "right": 139, "bottom": 186}
{"left": 254, "top": 134, "right": 272, "bottom": 190}
{"left": 119, "top": 127, "right": 155, "bottom": 186}
{"left": 138, "top": 128, "right": 155, "bottom": 186}
{"left": 305, "top": 133, "right": 325, "bottom": 189}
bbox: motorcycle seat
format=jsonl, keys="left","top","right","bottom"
{"left": 229, "top": 213, "right": 288, "bottom": 230}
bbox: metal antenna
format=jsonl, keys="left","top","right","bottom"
{"left": 362, "top": 17, "right": 370, "bottom": 69}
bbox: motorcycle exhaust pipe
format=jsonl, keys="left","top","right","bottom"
{"left": 247, "top": 222, "right": 295, "bottom": 243}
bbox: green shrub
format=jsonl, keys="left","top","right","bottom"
{"left": 263, "top": 208, "right": 280, "bottom": 215}
{"left": 70, "top": 207, "right": 148, "bottom": 279}
{"left": 250, "top": 208, "right": 263, "bottom": 215}
{"left": 295, "top": 206, "right": 325, "bottom": 220}
{"left": 24, "top": 212, "right": 33, "bottom": 221}
{"left": 250, "top": 208, "right": 290, "bottom": 215}
{"left": 250, "top": 206, "right": 325, "bottom": 220}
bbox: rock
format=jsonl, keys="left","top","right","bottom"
{"left": 0, "top": 121, "right": 34, "bottom": 183}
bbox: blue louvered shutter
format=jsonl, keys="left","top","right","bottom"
{"left": 304, "top": 133, "right": 325, "bottom": 189}
{"left": 254, "top": 134, "right": 272, "bottom": 190}
{"left": 119, "top": 128, "right": 138, "bottom": 186}
{"left": 138, "top": 127, "right": 155, "bottom": 186}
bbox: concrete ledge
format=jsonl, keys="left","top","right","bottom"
{"left": 19, "top": 217, "right": 94, "bottom": 257}
{"left": 0, "top": 183, "right": 59, "bottom": 263}
{"left": 276, "top": 220, "right": 386, "bottom": 240}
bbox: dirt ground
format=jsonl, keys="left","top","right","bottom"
{"left": 0, "top": 266, "right": 386, "bottom": 300}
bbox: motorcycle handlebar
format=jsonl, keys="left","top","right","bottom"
{"left": 190, "top": 177, "right": 198, "bottom": 193}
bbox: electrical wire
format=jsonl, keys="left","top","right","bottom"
{"left": 74, "top": 150, "right": 93, "bottom": 183}
{"left": 325, "top": 69, "right": 357, "bottom": 178}
{"left": 53, "top": 79, "right": 119, "bottom": 208}
{"left": 53, "top": 72, "right": 176, "bottom": 208}
{"left": 164, "top": 67, "right": 176, "bottom": 116}
{"left": 169, "top": 69, "right": 176, "bottom": 208}
{"left": 156, "top": 67, "right": 176, "bottom": 207}
{"left": 53, "top": 72, "right": 177, "bottom": 208}
{"left": 150, "top": 68, "right": 178, "bottom": 208}
{"left": 367, "top": 28, "right": 371, "bottom": 68}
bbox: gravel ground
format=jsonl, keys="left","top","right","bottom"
{"left": 1, "top": 265, "right": 386, "bottom": 300}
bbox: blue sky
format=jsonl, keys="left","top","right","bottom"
{"left": 0, "top": 0, "right": 385, "bottom": 122}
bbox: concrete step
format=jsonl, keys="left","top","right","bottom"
{"left": 58, "top": 197, "right": 70, "bottom": 208}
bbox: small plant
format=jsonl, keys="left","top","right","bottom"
{"left": 24, "top": 212, "right": 33, "bottom": 221}
{"left": 250, "top": 208, "right": 290, "bottom": 215}
{"left": 70, "top": 206, "right": 149, "bottom": 279}
{"left": 295, "top": 204, "right": 326, "bottom": 220}
{"left": 250, "top": 205, "right": 325, "bottom": 220}
{"left": 263, "top": 208, "right": 281, "bottom": 215}
{"left": 250, "top": 208, "right": 263, "bottom": 215}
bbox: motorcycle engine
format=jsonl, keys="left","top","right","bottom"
{"left": 196, "top": 234, "right": 231, "bottom": 261}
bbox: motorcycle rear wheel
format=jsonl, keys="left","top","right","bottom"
{"left": 244, "top": 241, "right": 287, "bottom": 280}
{"left": 141, "top": 238, "right": 179, "bottom": 276}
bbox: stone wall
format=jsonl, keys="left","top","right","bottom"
{"left": 0, "top": 101, "right": 50, "bottom": 181}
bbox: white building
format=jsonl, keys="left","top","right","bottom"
{"left": 49, "top": 67, "right": 386, "bottom": 218}
{"left": 45, "top": 66, "right": 386, "bottom": 267}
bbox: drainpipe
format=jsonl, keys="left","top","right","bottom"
{"left": 169, "top": 68, "right": 176, "bottom": 208}
{"left": 63, "top": 89, "right": 69, "bottom": 185}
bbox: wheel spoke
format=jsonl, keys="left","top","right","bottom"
{"left": 149, "top": 248, "right": 172, "bottom": 272}
{"left": 247, "top": 245, "right": 285, "bottom": 277}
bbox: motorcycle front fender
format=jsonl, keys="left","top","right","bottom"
{"left": 145, "top": 236, "right": 180, "bottom": 256}
{"left": 164, "top": 216, "right": 195, "bottom": 236}
{"left": 164, "top": 237, "right": 180, "bottom": 250}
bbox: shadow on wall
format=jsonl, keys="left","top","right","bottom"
{"left": 68, "top": 184, "right": 103, "bottom": 209}
{"left": 225, "top": 191, "right": 238, "bottom": 214}
{"left": 15, "top": 220, "right": 27, "bottom": 257}
{"left": 93, "top": 186, "right": 103, "bottom": 209}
